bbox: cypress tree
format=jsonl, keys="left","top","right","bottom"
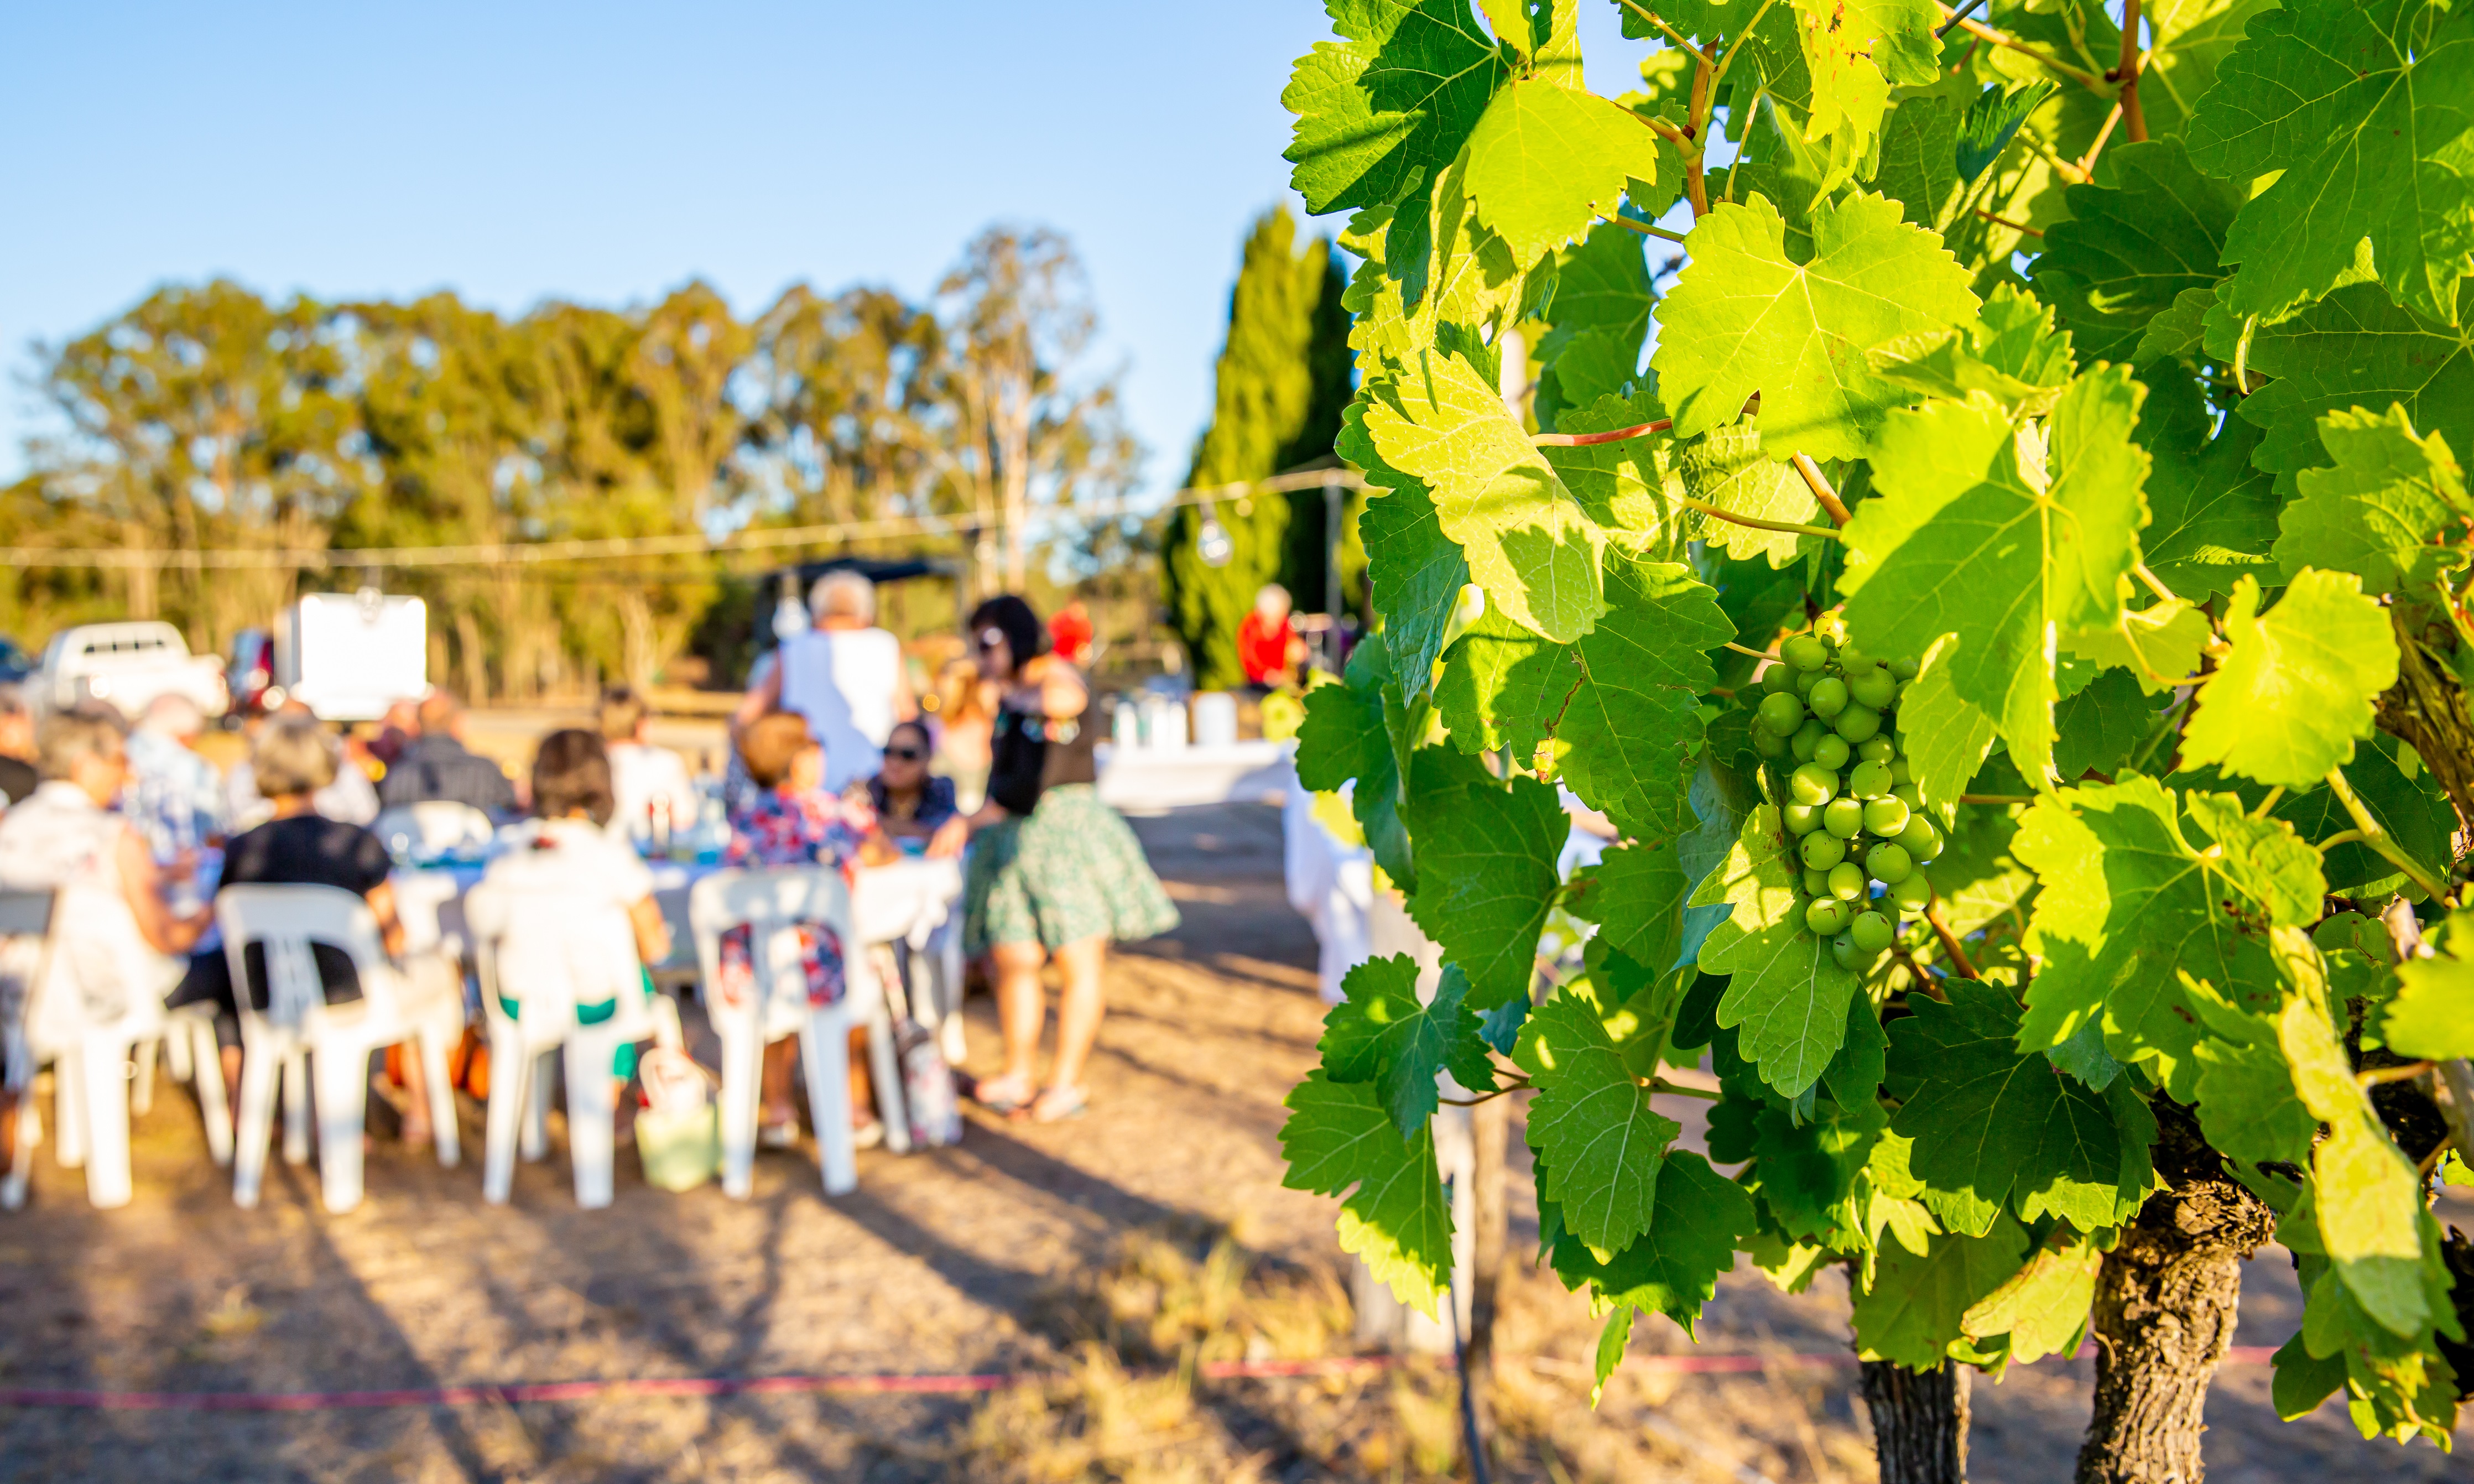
{"left": 1164, "top": 206, "right": 1355, "bottom": 690}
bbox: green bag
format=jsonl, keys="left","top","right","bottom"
{"left": 635, "top": 1101, "right": 721, "bottom": 1191}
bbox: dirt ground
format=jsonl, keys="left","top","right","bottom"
{"left": 1, "top": 800, "right": 2468, "bottom": 1482}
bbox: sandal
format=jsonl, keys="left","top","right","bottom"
{"left": 852, "top": 1118, "right": 886, "bottom": 1150}
{"left": 967, "top": 1074, "right": 1035, "bottom": 1117}
{"left": 1029, "top": 1086, "right": 1088, "bottom": 1124}
{"left": 759, "top": 1121, "right": 799, "bottom": 1149}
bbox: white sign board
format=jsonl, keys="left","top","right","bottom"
{"left": 279, "top": 592, "right": 428, "bottom": 721}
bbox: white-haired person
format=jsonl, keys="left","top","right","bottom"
{"left": 735, "top": 569, "right": 916, "bottom": 794}
{"left": 171, "top": 715, "right": 446, "bottom": 1144}
{"left": 127, "top": 692, "right": 229, "bottom": 861}
{"left": 598, "top": 686, "right": 698, "bottom": 846}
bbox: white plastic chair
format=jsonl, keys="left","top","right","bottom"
{"left": 1, "top": 886, "right": 183, "bottom": 1210}
{"left": 142, "top": 1003, "right": 233, "bottom": 1167}
{"left": 463, "top": 882, "right": 683, "bottom": 1209}
{"left": 689, "top": 867, "right": 909, "bottom": 1200}
{"left": 217, "top": 884, "right": 465, "bottom": 1213}
{"left": 372, "top": 802, "right": 495, "bottom": 856}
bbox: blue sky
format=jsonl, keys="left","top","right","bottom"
{"left": 0, "top": 2, "right": 1639, "bottom": 493}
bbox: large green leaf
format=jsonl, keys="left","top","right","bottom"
{"left": 1362, "top": 351, "right": 1609, "bottom": 641}
{"left": 1691, "top": 804, "right": 1863, "bottom": 1098}
{"left": 1463, "top": 78, "right": 1666, "bottom": 261}
{"left": 1283, "top": 0, "right": 1509, "bottom": 216}
{"left": 1281, "top": 1071, "right": 1455, "bottom": 1314}
{"left": 1548, "top": 1152, "right": 1757, "bottom": 1336}
{"left": 2185, "top": 0, "right": 2474, "bottom": 324}
{"left": 2138, "top": 385, "right": 2283, "bottom": 602}
{"left": 1518, "top": 991, "right": 1682, "bottom": 1254}
{"left": 1788, "top": 0, "right": 1941, "bottom": 160}
{"left": 1539, "top": 559, "right": 1732, "bottom": 839}
{"left": 1851, "top": 1216, "right": 2033, "bottom": 1368}
{"left": 2030, "top": 138, "right": 2244, "bottom": 366}
{"left": 1894, "top": 639, "right": 1998, "bottom": 811}
{"left": 2274, "top": 405, "right": 2472, "bottom": 595}
{"left": 1541, "top": 390, "right": 1688, "bottom": 549}
{"left": 1296, "top": 633, "right": 1416, "bottom": 891}
{"left": 1570, "top": 840, "right": 1692, "bottom": 974}
{"left": 1652, "top": 191, "right": 1980, "bottom": 463}
{"left": 2179, "top": 571, "right": 2400, "bottom": 790}
{"left": 1403, "top": 747, "right": 1570, "bottom": 1009}
{"left": 1321, "top": 954, "right": 1499, "bottom": 1136}
{"left": 2184, "top": 976, "right": 2324, "bottom": 1167}
{"left": 1842, "top": 367, "right": 2152, "bottom": 783}
{"left": 2231, "top": 283, "right": 2474, "bottom": 499}
{"left": 2384, "top": 906, "right": 2474, "bottom": 1059}
{"left": 1346, "top": 404, "right": 1472, "bottom": 700}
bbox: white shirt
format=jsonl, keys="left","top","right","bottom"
{"left": 606, "top": 741, "right": 699, "bottom": 843}
{"left": 485, "top": 817, "right": 656, "bottom": 908}
{"left": 777, "top": 627, "right": 903, "bottom": 794}
{"left": 481, "top": 817, "right": 659, "bottom": 1009}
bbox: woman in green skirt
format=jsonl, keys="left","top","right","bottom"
{"left": 956, "top": 595, "right": 1178, "bottom": 1123}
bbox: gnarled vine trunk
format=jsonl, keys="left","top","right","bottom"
{"left": 1861, "top": 1359, "right": 1968, "bottom": 1484}
{"left": 2075, "top": 1098, "right": 2275, "bottom": 1484}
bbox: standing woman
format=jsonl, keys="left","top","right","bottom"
{"left": 957, "top": 596, "right": 1177, "bottom": 1122}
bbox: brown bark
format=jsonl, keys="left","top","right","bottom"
{"left": 1862, "top": 1360, "right": 1969, "bottom": 1484}
{"left": 1465, "top": 1091, "right": 1508, "bottom": 1464}
{"left": 2075, "top": 1097, "right": 2276, "bottom": 1484}
{"left": 2374, "top": 604, "right": 2474, "bottom": 842}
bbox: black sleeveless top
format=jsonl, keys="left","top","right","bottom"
{"left": 987, "top": 705, "right": 1098, "bottom": 816}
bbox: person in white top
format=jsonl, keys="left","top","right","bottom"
{"left": 735, "top": 570, "right": 915, "bottom": 795}
{"left": 598, "top": 687, "right": 699, "bottom": 845}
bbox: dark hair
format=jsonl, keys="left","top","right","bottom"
{"left": 884, "top": 718, "right": 933, "bottom": 755}
{"left": 532, "top": 728, "right": 615, "bottom": 826}
{"left": 968, "top": 595, "right": 1046, "bottom": 676}
{"left": 597, "top": 685, "right": 649, "bottom": 742}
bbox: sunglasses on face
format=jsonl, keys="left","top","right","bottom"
{"left": 884, "top": 746, "right": 926, "bottom": 762}
{"left": 976, "top": 628, "right": 1008, "bottom": 654}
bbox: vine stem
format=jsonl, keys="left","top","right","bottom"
{"left": 1959, "top": 793, "right": 2037, "bottom": 805}
{"left": 1791, "top": 454, "right": 1853, "bottom": 527}
{"left": 1934, "top": 5, "right": 2110, "bottom": 89}
{"left": 1976, "top": 209, "right": 2044, "bottom": 237}
{"left": 1529, "top": 394, "right": 1758, "bottom": 448}
{"left": 2325, "top": 765, "right": 2456, "bottom": 905}
{"left": 1648, "top": 1078, "right": 1720, "bottom": 1101}
{"left": 1924, "top": 903, "right": 1981, "bottom": 980}
{"left": 1725, "top": 641, "right": 1782, "bottom": 660}
{"left": 2075, "top": 102, "right": 2127, "bottom": 179}
{"left": 2116, "top": 0, "right": 2149, "bottom": 143}
{"left": 2316, "top": 828, "right": 2366, "bottom": 854}
{"left": 2359, "top": 1060, "right": 2435, "bottom": 1089}
{"left": 1679, "top": 494, "right": 1843, "bottom": 541}
{"left": 2133, "top": 562, "right": 2179, "bottom": 606}
{"left": 1600, "top": 212, "right": 1691, "bottom": 245}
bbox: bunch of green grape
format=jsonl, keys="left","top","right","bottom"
{"left": 1749, "top": 629, "right": 1944, "bottom": 971}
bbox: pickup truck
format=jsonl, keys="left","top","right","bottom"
{"left": 36, "top": 621, "right": 230, "bottom": 720}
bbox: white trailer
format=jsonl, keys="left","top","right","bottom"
{"left": 278, "top": 591, "right": 428, "bottom": 722}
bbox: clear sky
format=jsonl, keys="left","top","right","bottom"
{"left": 0, "top": 2, "right": 1638, "bottom": 493}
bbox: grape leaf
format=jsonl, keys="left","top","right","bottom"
{"left": 1851, "top": 1216, "right": 2033, "bottom": 1368}
{"left": 1652, "top": 190, "right": 1980, "bottom": 463}
{"left": 2183, "top": 974, "right": 2323, "bottom": 1167}
{"left": 2179, "top": 571, "right": 2400, "bottom": 790}
{"left": 1691, "top": 804, "right": 1863, "bottom": 1098}
{"left": 1570, "top": 840, "right": 1691, "bottom": 974}
{"left": 1517, "top": 991, "right": 1683, "bottom": 1253}
{"left": 1548, "top": 1152, "right": 1758, "bottom": 1336}
{"left": 1362, "top": 350, "right": 1610, "bottom": 642}
{"left": 1403, "top": 746, "right": 1570, "bottom": 1009}
{"left": 1789, "top": 0, "right": 1942, "bottom": 160}
{"left": 2139, "top": 399, "right": 2283, "bottom": 603}
{"left": 1867, "top": 283, "right": 2075, "bottom": 414}
{"left": 1537, "top": 559, "right": 1732, "bottom": 839}
{"left": 2062, "top": 599, "right": 2213, "bottom": 694}
{"left": 1842, "top": 366, "right": 2151, "bottom": 784}
{"left": 1346, "top": 404, "right": 1472, "bottom": 700}
{"left": 2053, "top": 666, "right": 2158, "bottom": 781}
{"left": 1541, "top": 218, "right": 1654, "bottom": 353}
{"left": 1298, "top": 633, "right": 1416, "bottom": 891}
{"left": 1540, "top": 325, "right": 1645, "bottom": 415}
{"left": 1322, "top": 953, "right": 1499, "bottom": 1136}
{"left": 2029, "top": 138, "right": 2243, "bottom": 366}
{"left": 1680, "top": 425, "right": 1821, "bottom": 565}
{"left": 2014, "top": 777, "right": 2314, "bottom": 1098}
{"left": 2184, "top": 0, "right": 2474, "bottom": 324}
{"left": 1961, "top": 1233, "right": 2099, "bottom": 1364}
{"left": 1754, "top": 1094, "right": 1889, "bottom": 1242}
{"left": 1281, "top": 1070, "right": 1455, "bottom": 1314}
{"left": 2274, "top": 405, "right": 2472, "bottom": 596}
{"left": 1541, "top": 390, "right": 1688, "bottom": 549}
{"left": 1436, "top": 605, "right": 1560, "bottom": 755}
{"left": 1887, "top": 977, "right": 2148, "bottom": 1236}
{"left": 1283, "top": 0, "right": 1509, "bottom": 217}
{"left": 2383, "top": 907, "right": 2474, "bottom": 1059}
{"left": 1894, "top": 638, "right": 1998, "bottom": 811}
{"left": 2231, "top": 280, "right": 2474, "bottom": 498}
{"left": 1463, "top": 77, "right": 1666, "bottom": 261}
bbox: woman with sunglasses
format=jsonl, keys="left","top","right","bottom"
{"left": 953, "top": 596, "right": 1176, "bottom": 1123}
{"left": 865, "top": 721, "right": 966, "bottom": 858}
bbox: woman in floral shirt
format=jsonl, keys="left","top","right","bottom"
{"left": 725, "top": 712, "right": 894, "bottom": 1147}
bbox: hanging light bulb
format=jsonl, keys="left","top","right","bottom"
{"left": 1196, "top": 504, "right": 1234, "bottom": 568}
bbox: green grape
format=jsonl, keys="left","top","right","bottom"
{"left": 1866, "top": 841, "right": 1914, "bottom": 883}
{"left": 1805, "top": 896, "right": 1852, "bottom": 934}
{"left": 1863, "top": 794, "right": 1911, "bottom": 836}
{"left": 1831, "top": 932, "right": 1862, "bottom": 970}
{"left": 1800, "top": 830, "right": 1847, "bottom": 869}
{"left": 1827, "top": 861, "right": 1867, "bottom": 901}
{"left": 1890, "top": 782, "right": 1921, "bottom": 811}
{"left": 1814, "top": 612, "right": 1847, "bottom": 646}
{"left": 1889, "top": 657, "right": 1920, "bottom": 680}
{"left": 1757, "top": 691, "right": 1806, "bottom": 735}
{"left": 1782, "top": 633, "right": 1829, "bottom": 671}
{"left": 1789, "top": 763, "right": 1837, "bottom": 805}
{"left": 1848, "top": 665, "right": 1898, "bottom": 710}
{"left": 1897, "top": 814, "right": 1944, "bottom": 862}
{"left": 1792, "top": 667, "right": 1821, "bottom": 697}
{"left": 1783, "top": 800, "right": 1825, "bottom": 835}
{"left": 1838, "top": 644, "right": 1868, "bottom": 670}
{"left": 1803, "top": 867, "right": 1833, "bottom": 896}
{"left": 1848, "top": 759, "right": 1894, "bottom": 799}
{"left": 1856, "top": 735, "right": 1896, "bottom": 764}
{"left": 1790, "top": 719, "right": 1827, "bottom": 762}
{"left": 1761, "top": 663, "right": 1796, "bottom": 694}
{"left": 1752, "top": 725, "right": 1789, "bottom": 759}
{"left": 1834, "top": 704, "right": 1883, "bottom": 743}
{"left": 1888, "top": 755, "right": 1913, "bottom": 787}
{"left": 1850, "top": 910, "right": 1895, "bottom": 954}
{"left": 1807, "top": 676, "right": 1849, "bottom": 719}
{"left": 1812, "top": 733, "right": 1852, "bottom": 771}
{"left": 1822, "top": 796, "right": 1864, "bottom": 839}
{"left": 1890, "top": 872, "right": 1933, "bottom": 914}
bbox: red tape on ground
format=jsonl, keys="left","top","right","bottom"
{"left": 0, "top": 1347, "right": 2281, "bottom": 1412}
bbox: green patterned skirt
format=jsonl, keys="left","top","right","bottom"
{"left": 963, "top": 784, "right": 1180, "bottom": 954}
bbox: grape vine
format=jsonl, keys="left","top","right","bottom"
{"left": 1275, "top": 0, "right": 2474, "bottom": 1477}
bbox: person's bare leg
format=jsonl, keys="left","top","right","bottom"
{"left": 0, "top": 1088, "right": 15, "bottom": 1175}
{"left": 761, "top": 1039, "right": 799, "bottom": 1128}
{"left": 220, "top": 1045, "right": 243, "bottom": 1123}
{"left": 398, "top": 1042, "right": 433, "bottom": 1145}
{"left": 1039, "top": 935, "right": 1108, "bottom": 1108}
{"left": 977, "top": 941, "right": 1050, "bottom": 1107}
{"left": 847, "top": 1025, "right": 875, "bottom": 1124}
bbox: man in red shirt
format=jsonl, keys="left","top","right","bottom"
{"left": 1236, "top": 584, "right": 1304, "bottom": 688}
{"left": 1048, "top": 601, "right": 1095, "bottom": 666}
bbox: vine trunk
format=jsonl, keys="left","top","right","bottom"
{"left": 1860, "top": 1359, "right": 1969, "bottom": 1484}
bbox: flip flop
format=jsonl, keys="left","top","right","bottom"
{"left": 966, "top": 1075, "right": 1033, "bottom": 1117}
{"left": 1030, "top": 1086, "right": 1088, "bottom": 1124}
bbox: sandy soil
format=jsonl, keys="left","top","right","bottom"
{"left": 0, "top": 801, "right": 2465, "bottom": 1481}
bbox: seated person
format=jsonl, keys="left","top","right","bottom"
{"left": 481, "top": 730, "right": 671, "bottom": 1110}
{"left": 0, "top": 706, "right": 213, "bottom": 1171}
{"left": 1236, "top": 583, "right": 1307, "bottom": 689}
{"left": 171, "top": 716, "right": 442, "bottom": 1144}
{"left": 864, "top": 720, "right": 966, "bottom": 857}
{"left": 377, "top": 690, "right": 516, "bottom": 817}
{"left": 726, "top": 711, "right": 894, "bottom": 1148}
{"left": 126, "top": 694, "right": 229, "bottom": 857}
{"left": 226, "top": 702, "right": 380, "bottom": 831}
{"left": 599, "top": 686, "right": 698, "bottom": 846}
{"left": 0, "top": 685, "right": 41, "bottom": 808}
